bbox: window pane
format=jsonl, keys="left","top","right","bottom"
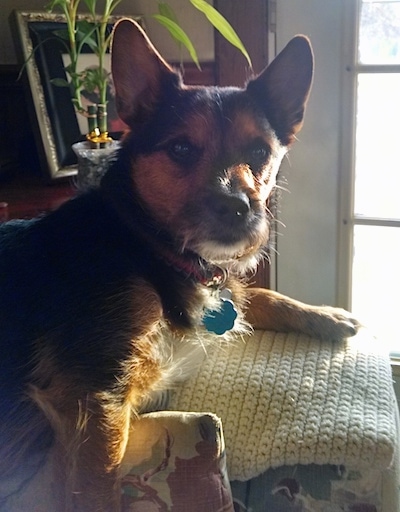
{"left": 359, "top": 0, "right": 400, "bottom": 64}
{"left": 354, "top": 73, "right": 400, "bottom": 219}
{"left": 352, "top": 225, "right": 400, "bottom": 354}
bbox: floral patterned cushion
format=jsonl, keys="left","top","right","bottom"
{"left": 121, "top": 411, "right": 234, "bottom": 512}
{"left": 231, "top": 462, "right": 399, "bottom": 511}
{"left": 1, "top": 411, "right": 234, "bottom": 512}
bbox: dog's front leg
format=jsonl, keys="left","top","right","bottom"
{"left": 62, "top": 395, "right": 130, "bottom": 512}
{"left": 33, "top": 386, "right": 130, "bottom": 512}
{"left": 245, "top": 287, "right": 361, "bottom": 340}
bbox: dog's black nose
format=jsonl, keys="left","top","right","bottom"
{"left": 213, "top": 192, "right": 251, "bottom": 222}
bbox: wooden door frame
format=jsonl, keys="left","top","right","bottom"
{"left": 214, "top": 0, "right": 270, "bottom": 87}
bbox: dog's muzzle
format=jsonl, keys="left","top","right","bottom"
{"left": 213, "top": 191, "right": 251, "bottom": 220}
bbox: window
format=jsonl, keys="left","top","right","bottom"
{"left": 339, "top": 0, "right": 400, "bottom": 355}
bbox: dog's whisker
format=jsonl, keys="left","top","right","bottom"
{"left": 274, "top": 184, "right": 290, "bottom": 194}
{"left": 271, "top": 218, "right": 286, "bottom": 230}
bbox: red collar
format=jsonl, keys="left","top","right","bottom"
{"left": 159, "top": 245, "right": 228, "bottom": 288}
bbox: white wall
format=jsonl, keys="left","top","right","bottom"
{"left": 275, "top": 0, "right": 344, "bottom": 307}
{"left": 275, "top": 0, "right": 400, "bottom": 415}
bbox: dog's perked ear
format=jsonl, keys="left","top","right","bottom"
{"left": 246, "top": 36, "right": 314, "bottom": 146}
{"left": 111, "top": 19, "right": 179, "bottom": 127}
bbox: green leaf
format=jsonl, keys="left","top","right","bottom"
{"left": 158, "top": 2, "right": 180, "bottom": 25}
{"left": 63, "top": 63, "right": 74, "bottom": 74}
{"left": 156, "top": 3, "right": 181, "bottom": 47}
{"left": 189, "top": 0, "right": 252, "bottom": 68}
{"left": 52, "top": 28, "right": 70, "bottom": 42}
{"left": 50, "top": 77, "right": 70, "bottom": 87}
{"left": 82, "top": 66, "right": 109, "bottom": 93}
{"left": 76, "top": 19, "right": 95, "bottom": 37}
{"left": 18, "top": 36, "right": 62, "bottom": 81}
{"left": 45, "top": 0, "right": 67, "bottom": 12}
{"left": 153, "top": 14, "right": 200, "bottom": 69}
{"left": 83, "top": 0, "right": 97, "bottom": 17}
{"left": 75, "top": 20, "right": 98, "bottom": 52}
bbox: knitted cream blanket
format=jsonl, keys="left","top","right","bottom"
{"left": 169, "top": 329, "right": 397, "bottom": 481}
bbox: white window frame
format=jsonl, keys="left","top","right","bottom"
{"left": 338, "top": 0, "right": 360, "bottom": 310}
{"left": 338, "top": 0, "right": 400, "bottom": 359}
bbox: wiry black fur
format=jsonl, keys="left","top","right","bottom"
{"left": 0, "top": 79, "right": 273, "bottom": 481}
{"left": 0, "top": 22, "right": 323, "bottom": 510}
{"left": 0, "top": 165, "right": 201, "bottom": 476}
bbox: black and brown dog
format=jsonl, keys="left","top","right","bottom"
{"left": 0, "top": 19, "right": 359, "bottom": 511}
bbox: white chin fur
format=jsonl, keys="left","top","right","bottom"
{"left": 195, "top": 240, "right": 261, "bottom": 275}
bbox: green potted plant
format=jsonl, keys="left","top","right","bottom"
{"left": 46, "top": 0, "right": 122, "bottom": 149}
{"left": 44, "top": 0, "right": 126, "bottom": 186}
{"left": 38, "top": 0, "right": 251, "bottom": 186}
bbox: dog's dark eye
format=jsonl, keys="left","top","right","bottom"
{"left": 168, "top": 139, "right": 199, "bottom": 165}
{"left": 247, "top": 144, "right": 270, "bottom": 172}
{"left": 252, "top": 147, "right": 268, "bottom": 160}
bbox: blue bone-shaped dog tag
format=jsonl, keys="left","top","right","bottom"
{"left": 203, "top": 296, "right": 238, "bottom": 335}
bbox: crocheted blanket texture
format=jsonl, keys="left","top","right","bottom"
{"left": 169, "top": 329, "right": 397, "bottom": 481}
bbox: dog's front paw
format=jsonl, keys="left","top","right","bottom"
{"left": 246, "top": 288, "right": 362, "bottom": 340}
{"left": 303, "top": 306, "right": 362, "bottom": 340}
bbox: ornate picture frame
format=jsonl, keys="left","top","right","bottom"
{"left": 10, "top": 11, "right": 142, "bottom": 181}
